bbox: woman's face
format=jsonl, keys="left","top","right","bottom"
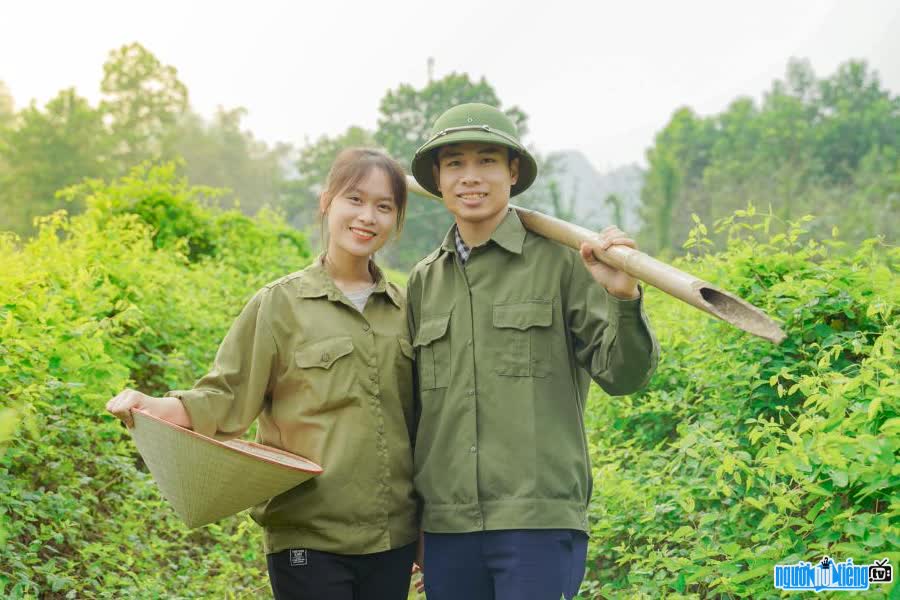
{"left": 322, "top": 167, "right": 397, "bottom": 261}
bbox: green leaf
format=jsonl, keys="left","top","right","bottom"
{"left": 829, "top": 470, "right": 849, "bottom": 488}
{"left": 863, "top": 531, "right": 885, "bottom": 547}
{"left": 677, "top": 495, "right": 696, "bottom": 513}
{"left": 0, "top": 408, "right": 19, "bottom": 444}
{"left": 674, "top": 572, "right": 686, "bottom": 593}
{"left": 867, "top": 397, "right": 882, "bottom": 420}
{"left": 731, "top": 563, "right": 774, "bottom": 584}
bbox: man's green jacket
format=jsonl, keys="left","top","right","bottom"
{"left": 407, "top": 209, "right": 659, "bottom": 534}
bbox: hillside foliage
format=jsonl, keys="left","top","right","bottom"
{"left": 1, "top": 169, "right": 895, "bottom": 597}
{"left": 1, "top": 165, "right": 309, "bottom": 598}
{"left": 582, "top": 208, "right": 897, "bottom": 598}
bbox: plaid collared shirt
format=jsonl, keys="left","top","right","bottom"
{"left": 454, "top": 226, "right": 471, "bottom": 264}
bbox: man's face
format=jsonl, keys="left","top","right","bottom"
{"left": 433, "top": 142, "right": 519, "bottom": 226}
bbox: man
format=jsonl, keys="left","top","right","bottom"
{"left": 406, "top": 103, "right": 659, "bottom": 600}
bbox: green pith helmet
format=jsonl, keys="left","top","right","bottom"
{"left": 411, "top": 103, "right": 538, "bottom": 198}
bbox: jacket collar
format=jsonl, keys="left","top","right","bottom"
{"left": 297, "top": 254, "right": 401, "bottom": 309}
{"left": 439, "top": 208, "right": 526, "bottom": 257}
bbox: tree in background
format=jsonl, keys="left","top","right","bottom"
{"left": 816, "top": 60, "right": 900, "bottom": 182}
{"left": 0, "top": 89, "right": 114, "bottom": 233}
{"left": 0, "top": 81, "right": 13, "bottom": 129}
{"left": 1, "top": 50, "right": 575, "bottom": 268}
{"left": 639, "top": 106, "right": 714, "bottom": 255}
{"left": 638, "top": 58, "right": 900, "bottom": 255}
{"left": 99, "top": 44, "right": 293, "bottom": 218}
{"left": 545, "top": 178, "right": 578, "bottom": 223}
{"left": 848, "top": 144, "right": 900, "bottom": 243}
{"left": 171, "top": 106, "right": 293, "bottom": 216}
{"left": 0, "top": 45, "right": 294, "bottom": 237}
{"left": 100, "top": 42, "right": 189, "bottom": 168}
{"left": 517, "top": 151, "right": 587, "bottom": 224}
{"left": 5, "top": 49, "right": 893, "bottom": 265}
{"left": 0, "top": 43, "right": 191, "bottom": 235}
{"left": 605, "top": 193, "right": 624, "bottom": 229}
{"left": 375, "top": 72, "right": 528, "bottom": 165}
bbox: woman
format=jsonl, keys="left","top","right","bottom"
{"left": 106, "top": 148, "right": 418, "bottom": 600}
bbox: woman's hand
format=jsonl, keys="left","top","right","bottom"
{"left": 411, "top": 562, "right": 424, "bottom": 594}
{"left": 105, "top": 389, "right": 192, "bottom": 429}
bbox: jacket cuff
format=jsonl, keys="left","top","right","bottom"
{"left": 164, "top": 390, "right": 217, "bottom": 438}
{"left": 606, "top": 285, "right": 644, "bottom": 319}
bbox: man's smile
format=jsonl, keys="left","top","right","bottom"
{"left": 458, "top": 192, "right": 488, "bottom": 205}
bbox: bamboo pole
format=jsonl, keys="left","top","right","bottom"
{"left": 407, "top": 176, "right": 787, "bottom": 344}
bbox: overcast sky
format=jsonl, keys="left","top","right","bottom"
{"left": 2, "top": 0, "right": 898, "bottom": 172}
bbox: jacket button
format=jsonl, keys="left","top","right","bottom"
{"left": 363, "top": 324, "right": 370, "bottom": 332}
{"left": 470, "top": 445, "right": 477, "bottom": 453}
{"left": 370, "top": 374, "right": 377, "bottom": 382}
{"left": 321, "top": 353, "right": 330, "bottom": 362}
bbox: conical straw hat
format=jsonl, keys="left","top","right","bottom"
{"left": 129, "top": 409, "right": 323, "bottom": 528}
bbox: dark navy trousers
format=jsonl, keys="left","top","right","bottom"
{"left": 423, "top": 529, "right": 589, "bottom": 600}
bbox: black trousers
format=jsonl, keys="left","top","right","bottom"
{"left": 266, "top": 542, "right": 416, "bottom": 600}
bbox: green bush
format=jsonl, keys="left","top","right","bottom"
{"left": 2, "top": 177, "right": 896, "bottom": 598}
{"left": 580, "top": 207, "right": 898, "bottom": 598}
{"left": 0, "top": 164, "right": 310, "bottom": 598}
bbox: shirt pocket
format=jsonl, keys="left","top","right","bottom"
{"left": 293, "top": 336, "right": 356, "bottom": 411}
{"left": 413, "top": 312, "right": 451, "bottom": 390}
{"left": 492, "top": 301, "right": 553, "bottom": 377}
